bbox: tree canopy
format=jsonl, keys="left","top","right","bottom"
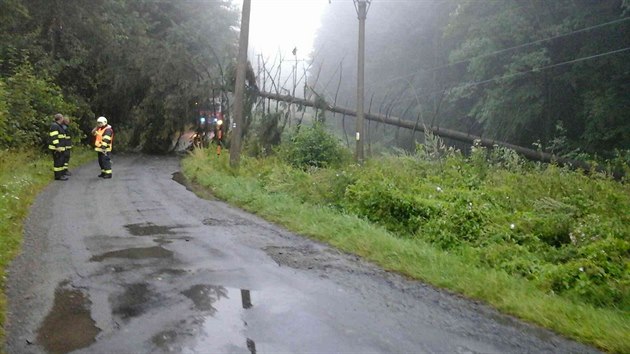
{"left": 0, "top": 0, "right": 239, "bottom": 152}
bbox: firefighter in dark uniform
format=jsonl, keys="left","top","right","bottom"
{"left": 61, "top": 116, "right": 72, "bottom": 176}
{"left": 92, "top": 116, "right": 113, "bottom": 178}
{"left": 48, "top": 113, "right": 67, "bottom": 181}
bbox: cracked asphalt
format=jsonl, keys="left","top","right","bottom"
{"left": 4, "top": 154, "right": 600, "bottom": 353}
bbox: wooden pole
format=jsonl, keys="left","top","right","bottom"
{"left": 354, "top": 0, "right": 368, "bottom": 163}
{"left": 230, "top": 0, "right": 251, "bottom": 168}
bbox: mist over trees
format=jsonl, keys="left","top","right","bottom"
{"left": 0, "top": 0, "right": 239, "bottom": 152}
{"left": 311, "top": 0, "right": 630, "bottom": 159}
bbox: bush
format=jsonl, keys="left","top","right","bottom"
{"left": 279, "top": 123, "right": 348, "bottom": 169}
{"left": 420, "top": 197, "right": 487, "bottom": 248}
{"left": 0, "top": 63, "right": 77, "bottom": 149}
{"left": 478, "top": 243, "right": 544, "bottom": 279}
{"left": 542, "top": 237, "right": 630, "bottom": 309}
{"left": 245, "top": 112, "right": 284, "bottom": 157}
{"left": 345, "top": 178, "right": 440, "bottom": 236}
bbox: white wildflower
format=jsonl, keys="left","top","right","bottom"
{"left": 510, "top": 223, "right": 515, "bottom": 230}
{"left": 436, "top": 186, "right": 443, "bottom": 193}
{"left": 579, "top": 267, "right": 584, "bottom": 272}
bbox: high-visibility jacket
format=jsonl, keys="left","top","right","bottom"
{"left": 61, "top": 124, "right": 72, "bottom": 149}
{"left": 48, "top": 122, "right": 66, "bottom": 151}
{"left": 94, "top": 125, "right": 114, "bottom": 152}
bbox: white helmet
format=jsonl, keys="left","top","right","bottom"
{"left": 97, "top": 116, "right": 108, "bottom": 126}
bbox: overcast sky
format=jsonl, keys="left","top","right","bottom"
{"left": 245, "top": 0, "right": 328, "bottom": 60}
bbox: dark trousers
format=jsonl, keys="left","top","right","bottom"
{"left": 98, "top": 152, "right": 112, "bottom": 176}
{"left": 63, "top": 149, "right": 71, "bottom": 172}
{"left": 52, "top": 151, "right": 65, "bottom": 179}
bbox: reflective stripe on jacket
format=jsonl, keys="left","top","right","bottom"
{"left": 94, "top": 125, "right": 114, "bottom": 152}
{"left": 62, "top": 124, "right": 72, "bottom": 149}
{"left": 48, "top": 122, "right": 66, "bottom": 151}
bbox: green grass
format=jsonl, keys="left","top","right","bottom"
{"left": 0, "top": 147, "right": 94, "bottom": 342}
{"left": 182, "top": 148, "right": 630, "bottom": 353}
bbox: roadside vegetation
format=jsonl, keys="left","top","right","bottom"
{"left": 0, "top": 148, "right": 94, "bottom": 341}
{"left": 183, "top": 125, "right": 629, "bottom": 353}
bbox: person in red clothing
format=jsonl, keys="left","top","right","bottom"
{"left": 91, "top": 116, "right": 114, "bottom": 179}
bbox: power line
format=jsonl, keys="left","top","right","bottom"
{"left": 456, "top": 46, "right": 630, "bottom": 89}
{"left": 381, "top": 16, "right": 630, "bottom": 85}
{"left": 385, "top": 46, "right": 630, "bottom": 108}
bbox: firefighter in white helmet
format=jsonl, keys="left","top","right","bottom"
{"left": 92, "top": 116, "right": 114, "bottom": 178}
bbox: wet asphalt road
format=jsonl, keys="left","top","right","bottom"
{"left": 5, "top": 154, "right": 600, "bottom": 354}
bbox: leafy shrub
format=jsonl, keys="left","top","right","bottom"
{"left": 421, "top": 197, "right": 487, "bottom": 248}
{"left": 245, "top": 112, "right": 285, "bottom": 157}
{"left": 279, "top": 123, "right": 347, "bottom": 169}
{"left": 489, "top": 144, "right": 525, "bottom": 171}
{"left": 536, "top": 237, "right": 629, "bottom": 308}
{"left": 307, "top": 167, "right": 358, "bottom": 208}
{"left": 345, "top": 179, "right": 440, "bottom": 235}
{"left": 478, "top": 243, "right": 543, "bottom": 279}
{"left": 0, "top": 81, "right": 8, "bottom": 139}
{"left": 0, "top": 63, "right": 77, "bottom": 149}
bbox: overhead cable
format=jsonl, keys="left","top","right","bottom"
{"left": 382, "top": 17, "right": 630, "bottom": 84}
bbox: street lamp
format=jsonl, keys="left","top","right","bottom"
{"left": 353, "top": 0, "right": 371, "bottom": 163}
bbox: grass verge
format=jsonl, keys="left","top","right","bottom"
{"left": 0, "top": 147, "right": 94, "bottom": 342}
{"left": 182, "top": 149, "right": 629, "bottom": 353}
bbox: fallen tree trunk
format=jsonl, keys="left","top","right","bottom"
{"left": 257, "top": 90, "right": 602, "bottom": 173}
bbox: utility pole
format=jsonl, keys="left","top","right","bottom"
{"left": 354, "top": 0, "right": 371, "bottom": 163}
{"left": 230, "top": 0, "right": 251, "bottom": 168}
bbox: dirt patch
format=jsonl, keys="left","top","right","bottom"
{"left": 264, "top": 245, "right": 339, "bottom": 271}
{"left": 202, "top": 217, "right": 252, "bottom": 227}
{"left": 172, "top": 171, "right": 217, "bottom": 200}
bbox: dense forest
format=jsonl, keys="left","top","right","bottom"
{"left": 0, "top": 0, "right": 238, "bottom": 152}
{"left": 311, "top": 0, "right": 630, "bottom": 160}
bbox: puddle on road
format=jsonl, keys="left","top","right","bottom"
{"left": 111, "top": 283, "right": 155, "bottom": 320}
{"left": 172, "top": 171, "right": 217, "bottom": 200}
{"left": 152, "top": 330, "right": 179, "bottom": 348}
{"left": 155, "top": 285, "right": 256, "bottom": 353}
{"left": 156, "top": 268, "right": 189, "bottom": 276}
{"left": 125, "top": 222, "right": 182, "bottom": 236}
{"left": 181, "top": 285, "right": 229, "bottom": 314}
{"left": 90, "top": 246, "right": 173, "bottom": 262}
{"left": 37, "top": 282, "right": 100, "bottom": 354}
